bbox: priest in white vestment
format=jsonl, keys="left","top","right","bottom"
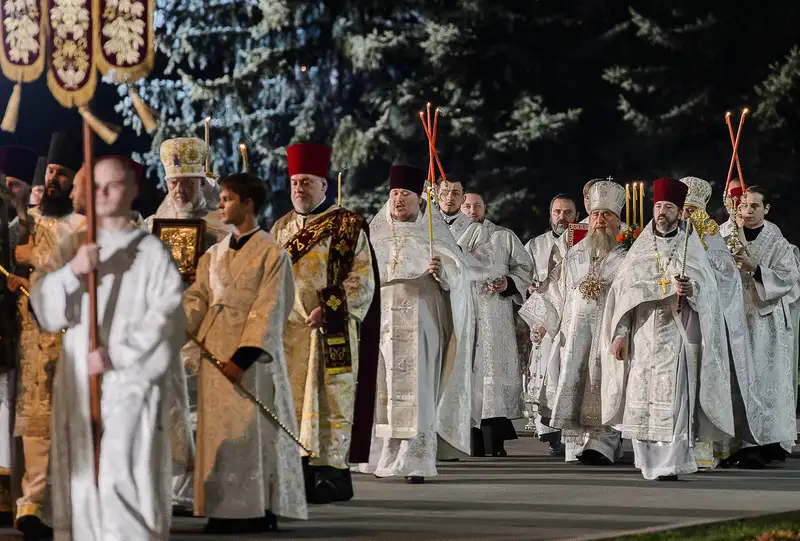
{"left": 459, "top": 192, "right": 533, "bottom": 456}
{"left": 437, "top": 175, "right": 473, "bottom": 241}
{"left": 183, "top": 173, "right": 306, "bottom": 533}
{"left": 680, "top": 177, "right": 766, "bottom": 469}
{"left": 523, "top": 194, "right": 577, "bottom": 455}
{"left": 521, "top": 181, "right": 627, "bottom": 465}
{"left": 30, "top": 156, "right": 184, "bottom": 541}
{"left": 364, "top": 165, "right": 475, "bottom": 483}
{"left": 726, "top": 186, "right": 800, "bottom": 466}
{"left": 601, "top": 177, "right": 734, "bottom": 480}
{"left": 146, "top": 137, "right": 230, "bottom": 514}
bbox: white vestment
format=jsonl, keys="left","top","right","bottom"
{"left": 30, "top": 227, "right": 185, "bottom": 540}
{"left": 520, "top": 239, "right": 626, "bottom": 462}
{"left": 361, "top": 202, "right": 475, "bottom": 477}
{"left": 693, "top": 230, "right": 765, "bottom": 467}
{"left": 728, "top": 222, "right": 800, "bottom": 451}
{"left": 601, "top": 222, "right": 734, "bottom": 479}
{"left": 523, "top": 231, "right": 567, "bottom": 437}
{"left": 183, "top": 230, "right": 307, "bottom": 520}
{"left": 459, "top": 220, "right": 532, "bottom": 421}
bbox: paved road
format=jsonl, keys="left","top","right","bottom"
{"left": 2, "top": 437, "right": 799, "bottom": 540}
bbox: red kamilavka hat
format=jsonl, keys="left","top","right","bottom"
{"left": 287, "top": 143, "right": 330, "bottom": 178}
{"left": 653, "top": 177, "right": 688, "bottom": 208}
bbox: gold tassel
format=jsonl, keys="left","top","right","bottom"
{"left": 78, "top": 106, "right": 120, "bottom": 145}
{"left": 1, "top": 83, "right": 22, "bottom": 133}
{"left": 128, "top": 87, "right": 159, "bottom": 133}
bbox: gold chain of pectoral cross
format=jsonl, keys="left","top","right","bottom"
{"left": 652, "top": 233, "right": 679, "bottom": 295}
{"left": 390, "top": 219, "right": 408, "bottom": 274}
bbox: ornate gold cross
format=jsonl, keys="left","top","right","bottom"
{"left": 657, "top": 274, "right": 670, "bottom": 294}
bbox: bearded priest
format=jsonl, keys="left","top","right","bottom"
{"left": 522, "top": 194, "right": 577, "bottom": 454}
{"left": 364, "top": 164, "right": 475, "bottom": 484}
{"left": 679, "top": 177, "right": 765, "bottom": 469}
{"left": 521, "top": 181, "right": 627, "bottom": 465}
{"left": 270, "top": 143, "right": 379, "bottom": 504}
{"left": 601, "top": 177, "right": 734, "bottom": 480}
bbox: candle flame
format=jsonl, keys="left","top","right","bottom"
{"left": 743, "top": 107, "right": 750, "bottom": 114}
{"left": 426, "top": 102, "right": 431, "bottom": 107}
{"left": 725, "top": 111, "right": 732, "bottom": 118}
{"left": 239, "top": 143, "right": 246, "bottom": 150}
{"left": 205, "top": 116, "right": 211, "bottom": 123}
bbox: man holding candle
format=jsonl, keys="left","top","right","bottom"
{"left": 270, "top": 142, "right": 379, "bottom": 503}
{"left": 521, "top": 180, "right": 627, "bottom": 465}
{"left": 601, "top": 177, "right": 734, "bottom": 480}
{"left": 355, "top": 164, "right": 474, "bottom": 483}
{"left": 437, "top": 174, "right": 473, "bottom": 240}
{"left": 523, "top": 194, "right": 578, "bottom": 456}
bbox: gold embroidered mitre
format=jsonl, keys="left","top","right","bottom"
{"left": 160, "top": 137, "right": 207, "bottom": 179}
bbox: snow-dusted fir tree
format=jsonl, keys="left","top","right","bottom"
{"left": 117, "top": 0, "right": 585, "bottom": 232}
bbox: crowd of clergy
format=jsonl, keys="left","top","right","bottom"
{"left": 0, "top": 129, "right": 796, "bottom": 540}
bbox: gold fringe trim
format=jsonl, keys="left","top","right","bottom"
{"left": 47, "top": 61, "right": 98, "bottom": 108}
{"left": 1, "top": 83, "right": 22, "bottom": 133}
{"left": 93, "top": 0, "right": 156, "bottom": 82}
{"left": 128, "top": 87, "right": 159, "bottom": 133}
{"left": 0, "top": 1, "right": 46, "bottom": 85}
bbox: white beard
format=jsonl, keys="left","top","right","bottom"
{"left": 586, "top": 228, "right": 619, "bottom": 259}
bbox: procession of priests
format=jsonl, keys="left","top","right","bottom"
{"left": 0, "top": 126, "right": 798, "bottom": 539}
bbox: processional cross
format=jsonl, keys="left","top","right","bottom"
{"left": 0, "top": 0, "right": 156, "bottom": 484}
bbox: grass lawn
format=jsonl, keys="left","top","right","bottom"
{"left": 610, "top": 511, "right": 800, "bottom": 540}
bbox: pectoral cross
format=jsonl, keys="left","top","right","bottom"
{"left": 657, "top": 274, "right": 670, "bottom": 294}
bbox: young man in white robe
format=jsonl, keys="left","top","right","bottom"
{"left": 726, "top": 186, "right": 800, "bottom": 467}
{"left": 521, "top": 181, "right": 627, "bottom": 465}
{"left": 437, "top": 175, "right": 473, "bottom": 240}
{"left": 29, "top": 156, "right": 185, "bottom": 540}
{"left": 361, "top": 165, "right": 475, "bottom": 483}
{"left": 679, "top": 177, "right": 765, "bottom": 469}
{"left": 523, "top": 194, "right": 577, "bottom": 456}
{"left": 460, "top": 192, "right": 533, "bottom": 456}
{"left": 601, "top": 177, "right": 734, "bottom": 480}
{"left": 183, "top": 173, "right": 307, "bottom": 533}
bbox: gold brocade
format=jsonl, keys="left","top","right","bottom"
{"left": 0, "top": 0, "right": 46, "bottom": 82}
{"left": 270, "top": 206, "right": 375, "bottom": 469}
{"left": 689, "top": 208, "right": 720, "bottom": 251}
{"left": 47, "top": 0, "right": 97, "bottom": 107}
{"left": 94, "top": 0, "right": 156, "bottom": 81}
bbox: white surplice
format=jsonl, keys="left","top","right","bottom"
{"left": 727, "top": 222, "right": 800, "bottom": 451}
{"left": 30, "top": 227, "right": 185, "bottom": 541}
{"left": 182, "top": 230, "right": 307, "bottom": 520}
{"left": 601, "top": 222, "right": 734, "bottom": 479}
{"left": 519, "top": 239, "right": 626, "bottom": 462}
{"left": 459, "top": 220, "right": 532, "bottom": 421}
{"left": 360, "top": 202, "right": 475, "bottom": 477}
{"left": 523, "top": 230, "right": 567, "bottom": 437}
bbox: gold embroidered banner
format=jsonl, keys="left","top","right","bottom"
{"left": 0, "top": 0, "right": 46, "bottom": 82}
{"left": 47, "top": 0, "right": 98, "bottom": 107}
{"left": 94, "top": 0, "right": 155, "bottom": 81}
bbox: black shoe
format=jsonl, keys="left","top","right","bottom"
{"left": 657, "top": 475, "right": 679, "bottom": 481}
{"left": 736, "top": 455, "right": 768, "bottom": 469}
{"left": 310, "top": 478, "right": 338, "bottom": 504}
{"left": 577, "top": 450, "right": 612, "bottom": 466}
{"left": 172, "top": 503, "right": 194, "bottom": 517}
{"left": 17, "top": 515, "right": 53, "bottom": 540}
{"left": 405, "top": 476, "right": 424, "bottom": 484}
{"left": 204, "top": 515, "right": 276, "bottom": 534}
{"left": 549, "top": 443, "right": 565, "bottom": 457}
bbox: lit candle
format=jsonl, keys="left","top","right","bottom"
{"left": 239, "top": 142, "right": 248, "bottom": 172}
{"left": 337, "top": 171, "right": 342, "bottom": 207}
{"left": 625, "top": 184, "right": 630, "bottom": 229}
{"left": 639, "top": 182, "right": 644, "bottom": 228}
{"left": 204, "top": 116, "right": 211, "bottom": 174}
{"left": 632, "top": 182, "right": 638, "bottom": 226}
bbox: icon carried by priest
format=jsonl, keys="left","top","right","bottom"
{"left": 270, "top": 143, "right": 380, "bottom": 504}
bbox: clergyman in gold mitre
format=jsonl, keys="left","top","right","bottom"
{"left": 679, "top": 176, "right": 719, "bottom": 250}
